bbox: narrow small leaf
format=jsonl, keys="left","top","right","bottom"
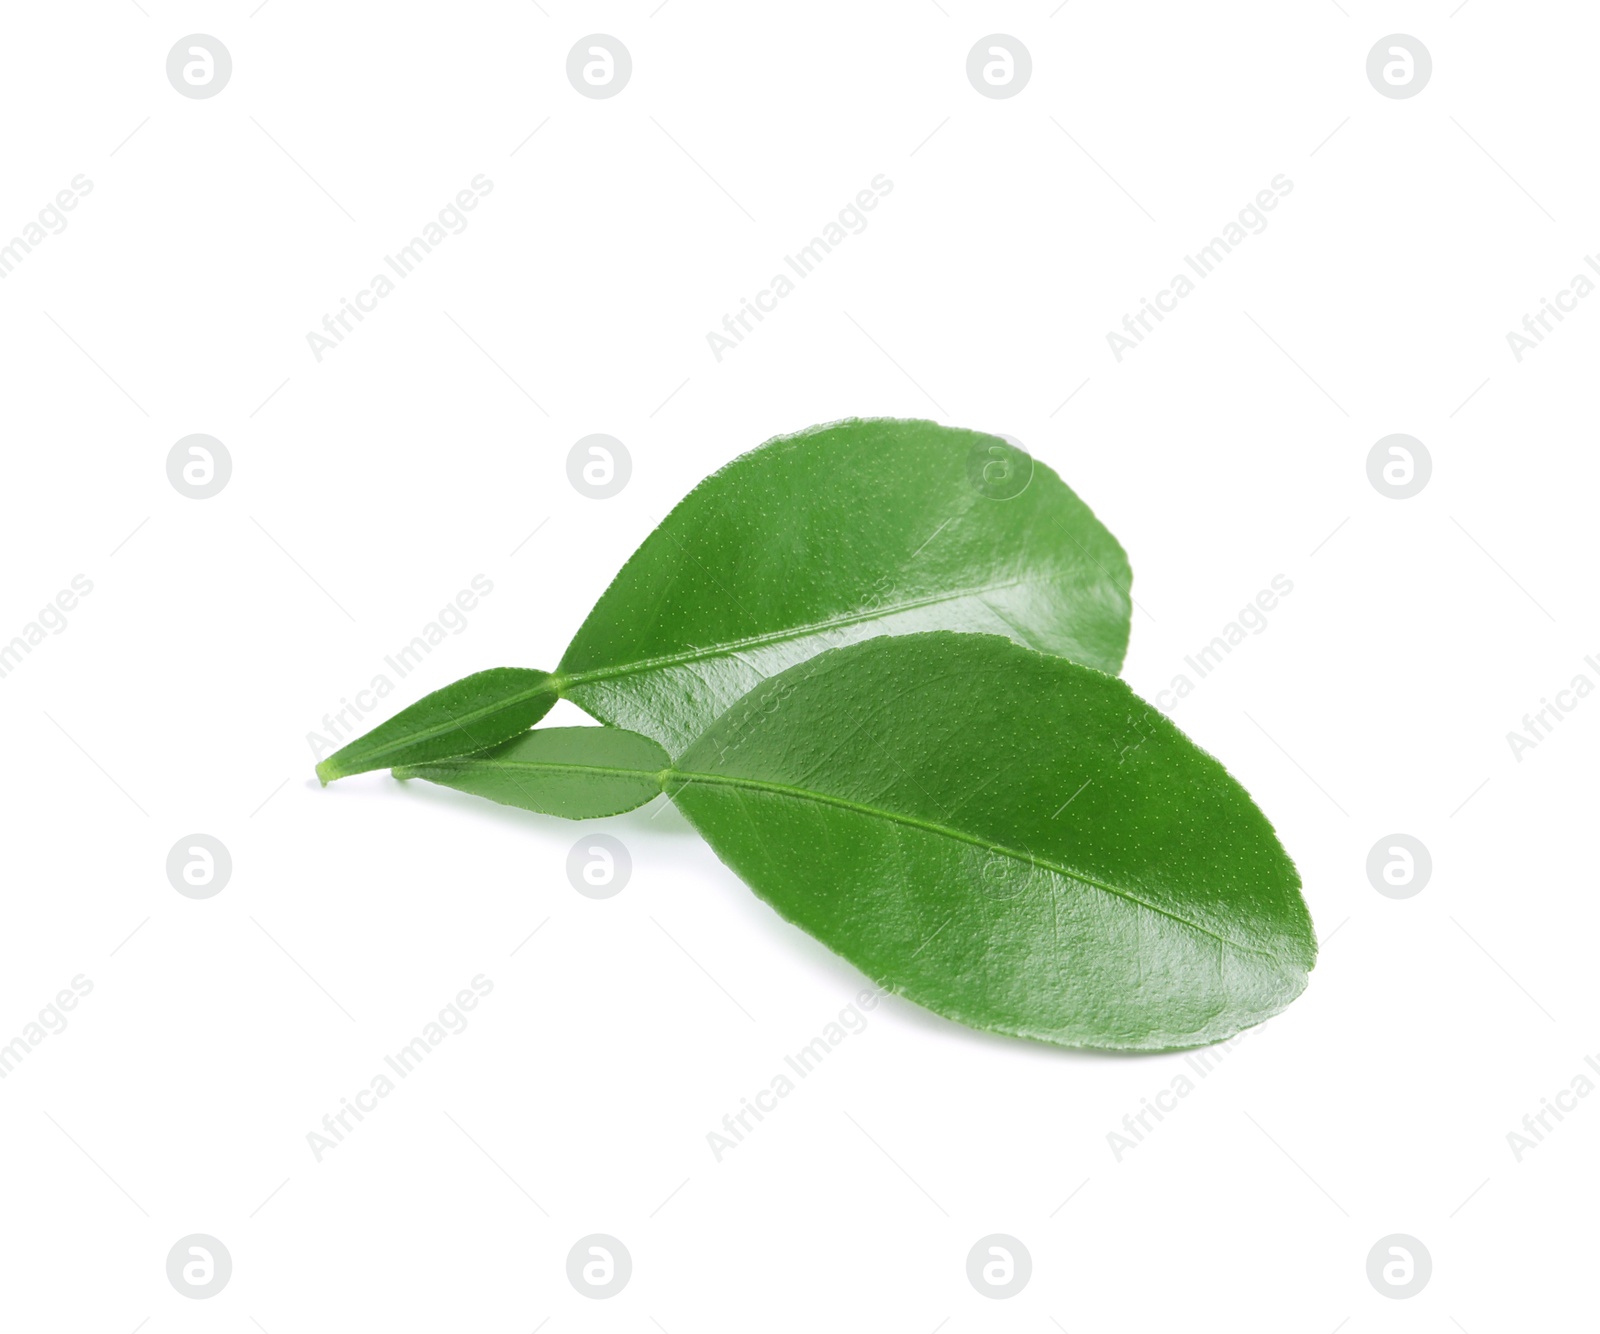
{"left": 395, "top": 726, "right": 667, "bottom": 819}
{"left": 667, "top": 633, "right": 1314, "bottom": 1050}
{"left": 315, "top": 668, "right": 559, "bottom": 783}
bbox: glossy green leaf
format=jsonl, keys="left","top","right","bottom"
{"left": 395, "top": 727, "right": 669, "bottom": 819}
{"left": 315, "top": 668, "right": 558, "bottom": 783}
{"left": 558, "top": 418, "right": 1133, "bottom": 753}
{"left": 317, "top": 418, "right": 1133, "bottom": 780}
{"left": 397, "top": 633, "right": 1314, "bottom": 1050}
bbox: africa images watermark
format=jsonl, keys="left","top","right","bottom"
{"left": 306, "top": 974, "right": 493, "bottom": 1162}
{"left": 1, "top": 575, "right": 94, "bottom": 682}
{"left": 305, "top": 175, "right": 494, "bottom": 362}
{"left": 305, "top": 574, "right": 494, "bottom": 765}
{"left": 1105, "top": 174, "right": 1293, "bottom": 362}
{"left": 1505, "top": 653, "right": 1600, "bottom": 762}
{"left": 1504, "top": 254, "right": 1600, "bottom": 362}
{"left": 1150, "top": 575, "right": 1294, "bottom": 713}
{"left": 1506, "top": 1048, "right": 1600, "bottom": 1162}
{"left": 0, "top": 975, "right": 94, "bottom": 1081}
{"left": 1106, "top": 1021, "right": 1264, "bottom": 1161}
{"left": 0, "top": 175, "right": 93, "bottom": 280}
{"left": 705, "top": 989, "right": 882, "bottom": 1161}
{"left": 705, "top": 174, "right": 893, "bottom": 362}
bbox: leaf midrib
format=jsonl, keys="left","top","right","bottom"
{"left": 556, "top": 573, "right": 1072, "bottom": 689}
{"left": 668, "top": 769, "right": 1280, "bottom": 961}
{"left": 389, "top": 575, "right": 1099, "bottom": 761}
{"left": 348, "top": 678, "right": 559, "bottom": 762}
{"left": 405, "top": 753, "right": 1277, "bottom": 962}
{"left": 407, "top": 758, "right": 663, "bottom": 783}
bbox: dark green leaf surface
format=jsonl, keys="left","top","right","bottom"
{"left": 670, "top": 633, "right": 1314, "bottom": 1050}
{"left": 316, "top": 418, "right": 1134, "bottom": 781}
{"left": 315, "top": 668, "right": 558, "bottom": 783}
{"left": 395, "top": 727, "right": 669, "bottom": 819}
{"left": 397, "top": 633, "right": 1313, "bottom": 1050}
{"left": 557, "top": 418, "right": 1132, "bottom": 753}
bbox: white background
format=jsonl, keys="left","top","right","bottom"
{"left": 1, "top": 2, "right": 1594, "bottom": 1329}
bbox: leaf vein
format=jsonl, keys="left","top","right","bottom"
{"left": 670, "top": 769, "right": 1278, "bottom": 960}
{"left": 561, "top": 575, "right": 1060, "bottom": 688}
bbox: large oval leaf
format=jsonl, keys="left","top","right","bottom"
{"left": 557, "top": 418, "right": 1132, "bottom": 753}
{"left": 668, "top": 632, "right": 1313, "bottom": 1050}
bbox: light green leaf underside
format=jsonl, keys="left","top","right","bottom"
{"left": 395, "top": 727, "right": 669, "bottom": 820}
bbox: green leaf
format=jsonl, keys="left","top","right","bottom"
{"left": 558, "top": 418, "right": 1133, "bottom": 753}
{"left": 395, "top": 727, "right": 669, "bottom": 819}
{"left": 315, "top": 668, "right": 558, "bottom": 783}
{"left": 398, "top": 633, "right": 1314, "bottom": 1050}
{"left": 669, "top": 633, "right": 1313, "bottom": 1050}
{"left": 316, "top": 419, "right": 1133, "bottom": 781}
